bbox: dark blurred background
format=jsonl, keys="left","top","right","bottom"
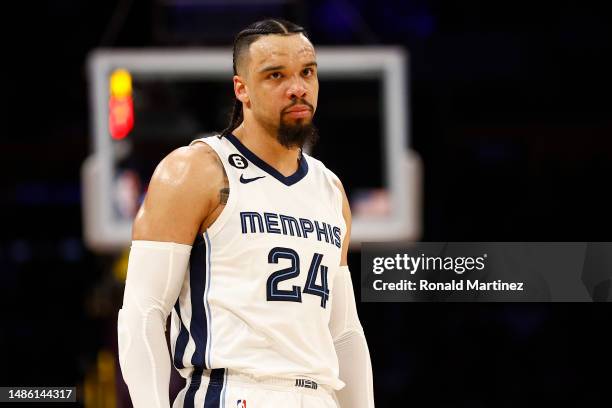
{"left": 2, "top": 0, "right": 612, "bottom": 406}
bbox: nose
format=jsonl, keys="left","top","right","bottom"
{"left": 286, "top": 75, "right": 307, "bottom": 99}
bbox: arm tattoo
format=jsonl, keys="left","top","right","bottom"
{"left": 220, "top": 187, "right": 230, "bottom": 205}
{"left": 214, "top": 154, "right": 230, "bottom": 205}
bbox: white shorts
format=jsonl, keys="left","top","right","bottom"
{"left": 173, "top": 368, "right": 339, "bottom": 408}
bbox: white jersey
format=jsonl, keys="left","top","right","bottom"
{"left": 170, "top": 134, "right": 346, "bottom": 393}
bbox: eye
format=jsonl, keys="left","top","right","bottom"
{"left": 302, "top": 67, "right": 314, "bottom": 77}
{"left": 268, "top": 72, "right": 283, "bottom": 79}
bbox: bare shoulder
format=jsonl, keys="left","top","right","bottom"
{"left": 132, "top": 142, "right": 225, "bottom": 244}
{"left": 155, "top": 142, "right": 223, "bottom": 185}
{"left": 330, "top": 175, "right": 352, "bottom": 266}
{"left": 330, "top": 173, "right": 343, "bottom": 193}
{"left": 331, "top": 176, "right": 352, "bottom": 222}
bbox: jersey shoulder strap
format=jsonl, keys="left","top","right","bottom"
{"left": 188, "top": 135, "right": 230, "bottom": 167}
{"left": 189, "top": 134, "right": 223, "bottom": 149}
{"left": 303, "top": 152, "right": 344, "bottom": 223}
{"left": 187, "top": 135, "right": 241, "bottom": 238}
{"left": 189, "top": 135, "right": 246, "bottom": 179}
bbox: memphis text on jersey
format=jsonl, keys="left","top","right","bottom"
{"left": 240, "top": 211, "right": 342, "bottom": 249}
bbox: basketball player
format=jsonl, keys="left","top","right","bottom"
{"left": 118, "top": 19, "right": 374, "bottom": 408}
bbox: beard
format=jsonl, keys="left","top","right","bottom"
{"left": 277, "top": 119, "right": 319, "bottom": 149}
{"left": 276, "top": 99, "right": 319, "bottom": 149}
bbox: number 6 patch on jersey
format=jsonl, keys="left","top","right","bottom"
{"left": 228, "top": 154, "right": 248, "bottom": 169}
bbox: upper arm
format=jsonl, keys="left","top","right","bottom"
{"left": 333, "top": 177, "right": 352, "bottom": 266}
{"left": 132, "top": 143, "right": 224, "bottom": 245}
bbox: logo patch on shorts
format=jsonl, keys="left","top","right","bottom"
{"left": 236, "top": 400, "right": 246, "bottom": 408}
{"left": 295, "top": 379, "right": 318, "bottom": 390}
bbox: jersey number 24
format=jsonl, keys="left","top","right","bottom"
{"left": 266, "top": 247, "right": 330, "bottom": 308}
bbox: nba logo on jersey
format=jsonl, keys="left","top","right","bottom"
{"left": 236, "top": 400, "right": 247, "bottom": 408}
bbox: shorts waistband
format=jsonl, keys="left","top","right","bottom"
{"left": 200, "top": 368, "right": 333, "bottom": 395}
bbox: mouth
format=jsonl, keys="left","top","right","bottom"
{"left": 283, "top": 105, "right": 313, "bottom": 119}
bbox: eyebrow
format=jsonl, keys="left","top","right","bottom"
{"left": 259, "top": 65, "right": 285, "bottom": 73}
{"left": 258, "top": 61, "right": 318, "bottom": 74}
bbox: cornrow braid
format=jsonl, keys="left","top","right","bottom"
{"left": 219, "top": 19, "right": 308, "bottom": 138}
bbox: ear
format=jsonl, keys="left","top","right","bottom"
{"left": 233, "top": 75, "right": 249, "bottom": 105}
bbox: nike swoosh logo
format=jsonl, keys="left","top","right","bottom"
{"left": 240, "top": 174, "right": 266, "bottom": 184}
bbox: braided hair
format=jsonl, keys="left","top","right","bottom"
{"left": 219, "top": 19, "right": 308, "bottom": 137}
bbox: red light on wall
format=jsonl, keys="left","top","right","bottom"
{"left": 109, "top": 96, "right": 134, "bottom": 140}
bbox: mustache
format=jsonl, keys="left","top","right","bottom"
{"left": 281, "top": 99, "right": 314, "bottom": 113}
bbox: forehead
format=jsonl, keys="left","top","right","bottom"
{"left": 248, "top": 34, "right": 316, "bottom": 69}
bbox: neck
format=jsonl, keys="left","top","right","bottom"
{"left": 232, "top": 118, "right": 301, "bottom": 177}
